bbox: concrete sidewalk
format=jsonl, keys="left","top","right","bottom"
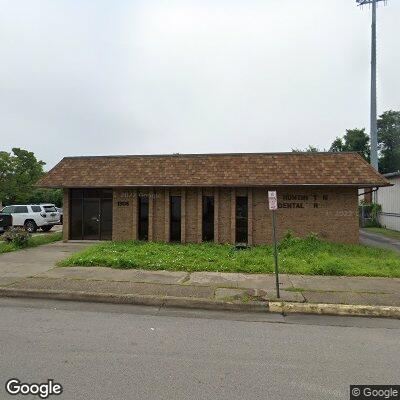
{"left": 0, "top": 241, "right": 90, "bottom": 286}
{"left": 1, "top": 265, "right": 399, "bottom": 307}
{"left": 1, "top": 242, "right": 400, "bottom": 317}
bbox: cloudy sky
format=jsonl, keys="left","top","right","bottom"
{"left": 1, "top": 0, "right": 399, "bottom": 169}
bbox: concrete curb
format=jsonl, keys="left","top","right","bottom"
{"left": 0, "top": 287, "right": 268, "bottom": 313}
{"left": 269, "top": 301, "right": 400, "bottom": 319}
{"left": 1, "top": 287, "right": 399, "bottom": 318}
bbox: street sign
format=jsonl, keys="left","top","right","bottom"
{"left": 268, "top": 191, "right": 278, "bottom": 210}
{"left": 268, "top": 190, "right": 280, "bottom": 299}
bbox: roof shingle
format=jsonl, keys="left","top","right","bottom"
{"left": 37, "top": 152, "right": 390, "bottom": 188}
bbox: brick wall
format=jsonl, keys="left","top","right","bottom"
{"left": 112, "top": 189, "right": 134, "bottom": 241}
{"left": 69, "top": 186, "right": 359, "bottom": 244}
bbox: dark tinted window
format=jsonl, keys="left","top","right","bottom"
{"left": 235, "top": 197, "right": 248, "bottom": 243}
{"left": 70, "top": 199, "right": 83, "bottom": 239}
{"left": 31, "top": 206, "right": 42, "bottom": 212}
{"left": 71, "top": 189, "right": 83, "bottom": 199}
{"left": 1, "top": 206, "right": 15, "bottom": 214}
{"left": 43, "top": 206, "right": 57, "bottom": 212}
{"left": 84, "top": 189, "right": 101, "bottom": 198}
{"left": 138, "top": 197, "right": 149, "bottom": 241}
{"left": 101, "top": 189, "right": 113, "bottom": 199}
{"left": 14, "top": 206, "right": 29, "bottom": 213}
{"left": 170, "top": 196, "right": 181, "bottom": 242}
{"left": 202, "top": 196, "right": 214, "bottom": 242}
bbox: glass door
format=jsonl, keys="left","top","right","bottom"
{"left": 83, "top": 198, "right": 100, "bottom": 240}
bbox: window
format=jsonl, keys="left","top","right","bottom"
{"left": 1, "top": 206, "right": 15, "bottom": 214}
{"left": 202, "top": 196, "right": 214, "bottom": 242}
{"left": 43, "top": 206, "right": 57, "bottom": 213}
{"left": 170, "top": 196, "right": 181, "bottom": 242}
{"left": 138, "top": 197, "right": 149, "bottom": 241}
{"left": 71, "top": 189, "right": 83, "bottom": 199}
{"left": 14, "top": 206, "right": 29, "bottom": 213}
{"left": 235, "top": 197, "right": 248, "bottom": 243}
{"left": 31, "top": 206, "right": 42, "bottom": 212}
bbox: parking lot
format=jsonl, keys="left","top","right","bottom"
{"left": 31, "top": 224, "right": 63, "bottom": 237}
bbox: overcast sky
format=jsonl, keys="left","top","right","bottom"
{"left": 1, "top": 0, "right": 399, "bottom": 169}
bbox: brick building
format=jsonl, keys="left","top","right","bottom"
{"left": 38, "top": 152, "right": 389, "bottom": 244}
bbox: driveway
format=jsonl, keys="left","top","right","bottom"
{"left": 360, "top": 229, "right": 400, "bottom": 254}
{"left": 31, "top": 224, "right": 63, "bottom": 237}
{"left": 0, "top": 241, "right": 91, "bottom": 286}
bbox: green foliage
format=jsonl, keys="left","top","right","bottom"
{"left": 291, "top": 145, "right": 320, "bottom": 153}
{"left": 359, "top": 203, "right": 382, "bottom": 227}
{"left": 0, "top": 148, "right": 46, "bottom": 205}
{"left": 26, "top": 188, "right": 63, "bottom": 207}
{"left": 330, "top": 128, "right": 370, "bottom": 162}
{"left": 329, "top": 111, "right": 400, "bottom": 173}
{"left": 58, "top": 233, "right": 400, "bottom": 278}
{"left": 378, "top": 110, "right": 400, "bottom": 174}
{"left": 2, "top": 227, "right": 30, "bottom": 247}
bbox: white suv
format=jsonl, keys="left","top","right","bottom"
{"left": 0, "top": 204, "right": 61, "bottom": 233}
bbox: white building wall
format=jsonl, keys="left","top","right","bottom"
{"left": 378, "top": 176, "right": 400, "bottom": 231}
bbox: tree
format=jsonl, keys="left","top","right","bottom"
{"left": 0, "top": 148, "right": 62, "bottom": 206}
{"left": 378, "top": 110, "right": 400, "bottom": 174}
{"left": 292, "top": 145, "right": 320, "bottom": 153}
{"left": 26, "top": 188, "right": 63, "bottom": 207}
{"left": 330, "top": 137, "right": 344, "bottom": 153}
{"left": 330, "top": 129, "right": 370, "bottom": 162}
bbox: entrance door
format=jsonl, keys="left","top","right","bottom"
{"left": 70, "top": 189, "right": 113, "bottom": 240}
{"left": 83, "top": 199, "right": 100, "bottom": 240}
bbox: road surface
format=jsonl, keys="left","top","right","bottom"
{"left": 0, "top": 298, "right": 399, "bottom": 400}
{"left": 360, "top": 228, "right": 400, "bottom": 254}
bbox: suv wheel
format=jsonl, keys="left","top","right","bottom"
{"left": 24, "top": 220, "right": 37, "bottom": 233}
{"left": 41, "top": 225, "right": 53, "bottom": 232}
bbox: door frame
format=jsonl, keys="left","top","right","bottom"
{"left": 69, "top": 189, "right": 113, "bottom": 240}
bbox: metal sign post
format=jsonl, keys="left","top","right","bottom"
{"left": 268, "top": 191, "right": 280, "bottom": 299}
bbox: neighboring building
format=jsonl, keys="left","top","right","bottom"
{"left": 378, "top": 171, "right": 400, "bottom": 231}
{"left": 38, "top": 152, "right": 389, "bottom": 244}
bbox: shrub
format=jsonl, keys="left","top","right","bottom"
{"left": 359, "top": 202, "right": 382, "bottom": 227}
{"left": 3, "top": 227, "right": 31, "bottom": 247}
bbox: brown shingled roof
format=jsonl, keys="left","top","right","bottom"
{"left": 37, "top": 152, "right": 390, "bottom": 188}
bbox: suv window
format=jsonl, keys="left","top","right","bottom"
{"left": 14, "top": 206, "right": 29, "bottom": 213}
{"left": 43, "top": 206, "right": 57, "bottom": 213}
{"left": 31, "top": 206, "right": 42, "bottom": 212}
{"left": 1, "top": 206, "right": 15, "bottom": 214}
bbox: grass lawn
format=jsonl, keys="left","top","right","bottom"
{"left": 0, "top": 232, "right": 62, "bottom": 254}
{"left": 58, "top": 233, "right": 400, "bottom": 278}
{"left": 364, "top": 227, "right": 400, "bottom": 241}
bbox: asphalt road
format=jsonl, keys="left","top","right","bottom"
{"left": 0, "top": 299, "right": 399, "bottom": 400}
{"left": 359, "top": 229, "right": 400, "bottom": 254}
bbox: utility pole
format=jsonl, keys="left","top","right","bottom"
{"left": 370, "top": 0, "right": 378, "bottom": 173}
{"left": 357, "top": 0, "right": 387, "bottom": 202}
